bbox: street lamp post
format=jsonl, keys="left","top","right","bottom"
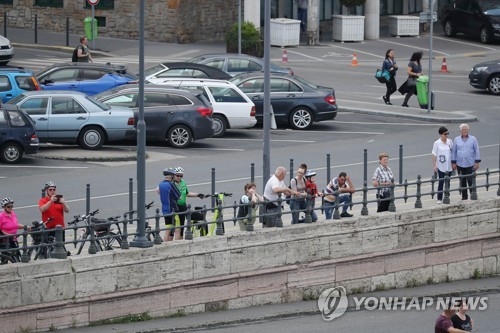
{"left": 263, "top": 0, "right": 271, "bottom": 188}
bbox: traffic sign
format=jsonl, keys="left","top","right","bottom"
{"left": 419, "top": 11, "right": 437, "bottom": 23}
{"left": 87, "top": 0, "right": 100, "bottom": 6}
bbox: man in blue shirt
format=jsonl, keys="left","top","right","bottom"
{"left": 451, "top": 124, "right": 481, "bottom": 200}
{"left": 156, "top": 168, "right": 181, "bottom": 241}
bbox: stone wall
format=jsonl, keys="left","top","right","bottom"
{"left": 0, "top": 0, "right": 240, "bottom": 43}
{"left": 0, "top": 198, "right": 499, "bottom": 332}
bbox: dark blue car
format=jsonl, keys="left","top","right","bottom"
{"left": 0, "top": 104, "right": 39, "bottom": 163}
{"left": 36, "top": 63, "right": 138, "bottom": 96}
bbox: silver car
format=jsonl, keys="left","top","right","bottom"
{"left": 8, "top": 91, "right": 136, "bottom": 150}
{"left": 0, "top": 35, "right": 13, "bottom": 65}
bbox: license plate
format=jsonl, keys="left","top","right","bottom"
{"left": 0, "top": 51, "right": 5, "bottom": 55}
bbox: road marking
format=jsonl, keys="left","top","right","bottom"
{"left": 285, "top": 49, "right": 324, "bottom": 61}
{"left": 0, "top": 165, "right": 88, "bottom": 169}
{"left": 325, "top": 44, "right": 383, "bottom": 59}
{"left": 335, "top": 121, "right": 441, "bottom": 126}
{"left": 190, "top": 148, "right": 245, "bottom": 151}
{"left": 432, "top": 36, "right": 498, "bottom": 51}
{"left": 210, "top": 138, "right": 317, "bottom": 143}
{"left": 379, "top": 39, "right": 450, "bottom": 56}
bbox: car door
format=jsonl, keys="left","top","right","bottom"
{"left": 40, "top": 68, "right": 80, "bottom": 92}
{"left": 17, "top": 97, "right": 50, "bottom": 138}
{"left": 237, "top": 78, "right": 264, "bottom": 121}
{"left": 0, "top": 75, "right": 13, "bottom": 102}
{"left": 141, "top": 92, "right": 178, "bottom": 141}
{"left": 48, "top": 96, "right": 89, "bottom": 140}
{"left": 78, "top": 69, "right": 109, "bottom": 95}
{"left": 268, "top": 78, "right": 303, "bottom": 122}
{"left": 467, "top": 0, "right": 484, "bottom": 35}
{"left": 453, "top": 0, "right": 473, "bottom": 34}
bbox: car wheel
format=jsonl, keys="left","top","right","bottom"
{"left": 167, "top": 125, "right": 193, "bottom": 148}
{"left": 0, "top": 142, "right": 23, "bottom": 164}
{"left": 487, "top": 74, "right": 500, "bottom": 95}
{"left": 212, "top": 114, "right": 228, "bottom": 138}
{"left": 78, "top": 126, "right": 105, "bottom": 150}
{"left": 444, "top": 20, "right": 456, "bottom": 37}
{"left": 480, "top": 26, "right": 492, "bottom": 44}
{"left": 289, "top": 107, "right": 313, "bottom": 130}
{"left": 0, "top": 61, "right": 8, "bottom": 66}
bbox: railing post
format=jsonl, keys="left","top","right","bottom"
{"left": 34, "top": 14, "right": 38, "bottom": 44}
{"left": 443, "top": 174, "right": 451, "bottom": 204}
{"left": 471, "top": 172, "right": 478, "bottom": 200}
{"left": 121, "top": 213, "right": 130, "bottom": 249}
{"left": 3, "top": 13, "right": 7, "bottom": 37}
{"left": 389, "top": 178, "right": 396, "bottom": 212}
{"left": 403, "top": 179, "right": 408, "bottom": 203}
{"left": 363, "top": 149, "right": 368, "bottom": 186}
{"left": 66, "top": 16, "right": 69, "bottom": 46}
{"left": 275, "top": 196, "right": 283, "bottom": 227}
{"left": 414, "top": 175, "right": 422, "bottom": 209}
{"left": 215, "top": 202, "right": 224, "bottom": 235}
{"left": 430, "top": 174, "right": 436, "bottom": 199}
{"left": 289, "top": 158, "right": 294, "bottom": 182}
{"left": 153, "top": 208, "right": 163, "bottom": 244}
{"left": 485, "top": 168, "right": 490, "bottom": 191}
{"left": 88, "top": 225, "right": 97, "bottom": 254}
{"left": 246, "top": 201, "right": 254, "bottom": 231}
{"left": 304, "top": 194, "right": 312, "bottom": 223}
{"left": 21, "top": 226, "right": 30, "bottom": 263}
{"left": 361, "top": 181, "right": 368, "bottom": 216}
{"left": 211, "top": 168, "right": 216, "bottom": 209}
{"left": 250, "top": 163, "right": 255, "bottom": 183}
{"left": 326, "top": 153, "right": 331, "bottom": 184}
{"left": 86, "top": 184, "right": 91, "bottom": 215}
{"left": 128, "top": 178, "right": 134, "bottom": 223}
{"left": 333, "top": 190, "right": 341, "bottom": 220}
{"left": 399, "top": 144, "right": 403, "bottom": 184}
{"left": 51, "top": 226, "right": 67, "bottom": 259}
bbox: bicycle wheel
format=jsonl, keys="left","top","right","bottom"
{"left": 99, "top": 232, "right": 122, "bottom": 250}
{"left": 0, "top": 254, "right": 16, "bottom": 264}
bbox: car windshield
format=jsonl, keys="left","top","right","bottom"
{"left": 480, "top": 1, "right": 500, "bottom": 13}
{"left": 7, "top": 94, "right": 26, "bottom": 105}
{"left": 87, "top": 96, "right": 111, "bottom": 110}
{"left": 144, "top": 64, "right": 166, "bottom": 77}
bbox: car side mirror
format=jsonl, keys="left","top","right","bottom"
{"left": 42, "top": 79, "right": 54, "bottom": 85}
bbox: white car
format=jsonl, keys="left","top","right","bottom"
{"left": 0, "top": 35, "right": 14, "bottom": 65}
{"left": 147, "top": 78, "right": 256, "bottom": 137}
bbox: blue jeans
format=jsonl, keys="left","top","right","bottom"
{"left": 324, "top": 196, "right": 350, "bottom": 219}
{"left": 290, "top": 198, "right": 307, "bottom": 224}
{"left": 298, "top": 8, "right": 307, "bottom": 32}
{"left": 437, "top": 170, "right": 451, "bottom": 201}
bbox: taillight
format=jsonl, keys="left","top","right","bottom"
{"left": 197, "top": 107, "right": 213, "bottom": 117}
{"left": 250, "top": 105, "right": 256, "bottom": 117}
{"left": 324, "top": 95, "right": 336, "bottom": 105}
{"left": 31, "top": 77, "right": 41, "bottom": 91}
{"left": 127, "top": 117, "right": 135, "bottom": 126}
{"left": 31, "top": 134, "right": 38, "bottom": 141}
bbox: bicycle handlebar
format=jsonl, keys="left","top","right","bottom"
{"left": 204, "top": 192, "right": 232, "bottom": 198}
{"left": 123, "top": 201, "right": 155, "bottom": 217}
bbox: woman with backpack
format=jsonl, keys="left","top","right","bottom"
{"left": 237, "top": 182, "right": 263, "bottom": 231}
{"left": 72, "top": 36, "right": 93, "bottom": 63}
{"left": 289, "top": 163, "right": 308, "bottom": 224}
{"left": 382, "top": 49, "right": 398, "bottom": 105}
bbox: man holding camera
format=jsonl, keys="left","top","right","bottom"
{"left": 38, "top": 181, "right": 70, "bottom": 230}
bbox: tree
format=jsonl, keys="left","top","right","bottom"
{"left": 225, "top": 21, "right": 263, "bottom": 57}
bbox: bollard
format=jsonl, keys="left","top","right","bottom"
{"left": 211, "top": 168, "right": 216, "bottom": 209}
{"left": 153, "top": 208, "right": 163, "bottom": 244}
{"left": 66, "top": 16, "right": 69, "bottom": 46}
{"left": 414, "top": 175, "right": 422, "bottom": 209}
{"left": 399, "top": 144, "right": 403, "bottom": 184}
{"left": 333, "top": 190, "right": 341, "bottom": 220}
{"left": 121, "top": 213, "right": 130, "bottom": 249}
{"left": 361, "top": 181, "right": 368, "bottom": 216}
{"left": 51, "top": 226, "right": 68, "bottom": 259}
{"left": 21, "top": 226, "right": 30, "bottom": 263}
{"left": 215, "top": 202, "right": 224, "bottom": 235}
{"left": 430, "top": 174, "right": 436, "bottom": 199}
{"left": 471, "top": 172, "right": 478, "bottom": 200}
{"left": 128, "top": 178, "right": 134, "bottom": 223}
{"left": 403, "top": 179, "right": 408, "bottom": 203}
{"left": 289, "top": 159, "right": 294, "bottom": 182}
{"left": 251, "top": 163, "right": 255, "bottom": 183}
{"left": 326, "top": 154, "right": 331, "bottom": 185}
{"left": 34, "top": 14, "right": 38, "bottom": 44}
{"left": 246, "top": 201, "right": 254, "bottom": 231}
{"left": 86, "top": 184, "right": 91, "bottom": 215}
{"left": 388, "top": 178, "right": 396, "bottom": 212}
{"left": 275, "top": 196, "right": 283, "bottom": 227}
{"left": 184, "top": 206, "right": 193, "bottom": 240}
{"left": 304, "top": 194, "right": 312, "bottom": 223}
{"left": 443, "top": 174, "right": 451, "bottom": 204}
{"left": 363, "top": 149, "right": 368, "bottom": 185}
{"left": 3, "top": 12, "right": 7, "bottom": 37}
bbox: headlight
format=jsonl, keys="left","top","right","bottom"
{"left": 492, "top": 24, "right": 500, "bottom": 30}
{"left": 475, "top": 66, "right": 488, "bottom": 73}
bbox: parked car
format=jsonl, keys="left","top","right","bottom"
{"left": 230, "top": 73, "right": 337, "bottom": 130}
{"left": 0, "top": 104, "right": 39, "bottom": 163}
{"left": 469, "top": 59, "right": 500, "bottom": 94}
{"left": 8, "top": 91, "right": 136, "bottom": 150}
{"left": 440, "top": 0, "right": 500, "bottom": 44}
{"left": 36, "top": 63, "right": 138, "bottom": 96}
{"left": 0, "top": 66, "right": 41, "bottom": 102}
{"left": 145, "top": 62, "right": 232, "bottom": 82}
{"left": 94, "top": 85, "right": 214, "bottom": 148}
{"left": 147, "top": 78, "right": 256, "bottom": 137}
{"left": 187, "top": 53, "right": 293, "bottom": 77}
{"left": 0, "top": 35, "right": 14, "bottom": 65}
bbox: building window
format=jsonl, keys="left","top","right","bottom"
{"left": 85, "top": 0, "right": 114, "bottom": 10}
{"left": 0, "top": 0, "right": 13, "bottom": 5}
{"left": 34, "top": 0, "right": 63, "bottom": 8}
{"left": 381, "top": 0, "right": 403, "bottom": 15}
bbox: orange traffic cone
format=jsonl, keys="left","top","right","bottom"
{"left": 281, "top": 48, "right": 288, "bottom": 64}
{"left": 351, "top": 53, "right": 359, "bottom": 67}
{"left": 440, "top": 57, "right": 449, "bottom": 73}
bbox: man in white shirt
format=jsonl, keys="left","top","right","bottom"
{"left": 263, "top": 166, "right": 296, "bottom": 227}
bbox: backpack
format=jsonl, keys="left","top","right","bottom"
{"left": 71, "top": 46, "right": 81, "bottom": 62}
{"left": 285, "top": 177, "right": 298, "bottom": 205}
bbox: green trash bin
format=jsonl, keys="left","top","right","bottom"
{"left": 83, "top": 17, "right": 98, "bottom": 41}
{"left": 416, "top": 75, "right": 434, "bottom": 109}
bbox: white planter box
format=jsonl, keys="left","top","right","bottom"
{"left": 332, "top": 15, "right": 365, "bottom": 42}
{"left": 389, "top": 16, "right": 420, "bottom": 37}
{"left": 270, "top": 18, "right": 301, "bottom": 47}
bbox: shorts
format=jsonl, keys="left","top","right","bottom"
{"left": 177, "top": 205, "right": 187, "bottom": 237}
{"left": 164, "top": 214, "right": 181, "bottom": 237}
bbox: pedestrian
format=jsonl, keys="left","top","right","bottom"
{"left": 382, "top": 48, "right": 398, "bottom": 105}
{"left": 172, "top": 167, "right": 205, "bottom": 240}
{"left": 432, "top": 126, "right": 453, "bottom": 204}
{"left": 435, "top": 301, "right": 468, "bottom": 333}
{"left": 296, "top": 0, "right": 308, "bottom": 32}
{"left": 324, "top": 172, "right": 355, "bottom": 218}
{"left": 372, "top": 153, "right": 394, "bottom": 212}
{"left": 0, "top": 198, "right": 30, "bottom": 250}
{"left": 289, "top": 163, "right": 308, "bottom": 224}
{"left": 77, "top": 36, "right": 93, "bottom": 63}
{"left": 156, "top": 168, "right": 181, "bottom": 241}
{"left": 304, "top": 169, "right": 321, "bottom": 222}
{"left": 451, "top": 299, "right": 474, "bottom": 332}
{"left": 237, "top": 182, "right": 263, "bottom": 231}
{"left": 262, "top": 166, "right": 295, "bottom": 228}
{"left": 400, "top": 51, "right": 423, "bottom": 107}
{"left": 451, "top": 123, "right": 481, "bottom": 200}
{"left": 38, "top": 181, "right": 70, "bottom": 232}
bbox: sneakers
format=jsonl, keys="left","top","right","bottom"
{"left": 437, "top": 200, "right": 442, "bottom": 204}
{"left": 382, "top": 96, "right": 392, "bottom": 105}
{"left": 402, "top": 103, "right": 409, "bottom": 107}
{"left": 340, "top": 211, "right": 353, "bottom": 218}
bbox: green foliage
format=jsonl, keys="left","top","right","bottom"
{"left": 167, "top": 309, "right": 186, "bottom": 318}
{"left": 90, "top": 312, "right": 152, "bottom": 326}
{"left": 472, "top": 268, "right": 481, "bottom": 279}
{"left": 226, "top": 21, "right": 263, "bottom": 57}
{"left": 374, "top": 283, "right": 386, "bottom": 291}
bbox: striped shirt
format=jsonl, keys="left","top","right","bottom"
{"left": 372, "top": 165, "right": 394, "bottom": 194}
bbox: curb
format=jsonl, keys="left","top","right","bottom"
{"left": 33, "top": 146, "right": 138, "bottom": 162}
{"left": 12, "top": 42, "right": 114, "bottom": 58}
{"left": 340, "top": 107, "right": 478, "bottom": 123}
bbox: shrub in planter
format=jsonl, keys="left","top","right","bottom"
{"left": 340, "top": 0, "right": 366, "bottom": 14}
{"left": 226, "top": 21, "right": 263, "bottom": 57}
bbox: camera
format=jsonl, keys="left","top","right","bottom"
{"left": 55, "top": 194, "right": 63, "bottom": 203}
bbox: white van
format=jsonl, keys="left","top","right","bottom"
{"left": 147, "top": 78, "right": 256, "bottom": 137}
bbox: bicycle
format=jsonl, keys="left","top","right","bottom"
{"left": 0, "top": 233, "right": 21, "bottom": 264}
{"left": 28, "top": 217, "right": 55, "bottom": 260}
{"left": 206, "top": 192, "right": 232, "bottom": 236}
{"left": 70, "top": 209, "right": 104, "bottom": 255}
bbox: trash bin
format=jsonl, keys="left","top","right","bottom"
{"left": 83, "top": 17, "right": 98, "bottom": 41}
{"left": 416, "top": 75, "right": 434, "bottom": 109}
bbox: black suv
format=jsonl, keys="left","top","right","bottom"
{"left": 0, "top": 104, "right": 39, "bottom": 163}
{"left": 440, "top": 0, "right": 500, "bottom": 44}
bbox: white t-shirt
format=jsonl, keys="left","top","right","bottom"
{"left": 264, "top": 175, "right": 285, "bottom": 202}
{"left": 432, "top": 138, "right": 453, "bottom": 172}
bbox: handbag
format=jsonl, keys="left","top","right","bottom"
{"left": 398, "top": 78, "right": 417, "bottom": 95}
{"left": 375, "top": 69, "right": 390, "bottom": 84}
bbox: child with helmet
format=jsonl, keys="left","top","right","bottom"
{"left": 304, "top": 170, "right": 321, "bottom": 222}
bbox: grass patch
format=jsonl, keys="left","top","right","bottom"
{"left": 472, "top": 268, "right": 482, "bottom": 279}
{"left": 90, "top": 312, "right": 152, "bottom": 326}
{"left": 350, "top": 287, "right": 364, "bottom": 294}
{"left": 167, "top": 309, "right": 186, "bottom": 318}
{"left": 426, "top": 277, "right": 434, "bottom": 285}
{"left": 374, "top": 283, "right": 386, "bottom": 292}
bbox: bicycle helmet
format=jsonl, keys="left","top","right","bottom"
{"left": 44, "top": 181, "right": 56, "bottom": 190}
{"left": 163, "top": 168, "right": 175, "bottom": 176}
{"left": 305, "top": 170, "right": 317, "bottom": 178}
{"left": 1, "top": 197, "right": 14, "bottom": 208}
{"left": 175, "top": 167, "right": 184, "bottom": 175}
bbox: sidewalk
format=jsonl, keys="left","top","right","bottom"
{"left": 56, "top": 275, "right": 500, "bottom": 333}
